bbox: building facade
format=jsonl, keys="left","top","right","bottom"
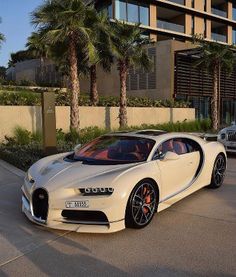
{"left": 96, "top": 0, "right": 236, "bottom": 45}
{"left": 6, "top": 1, "right": 236, "bottom": 124}
{"left": 6, "top": 59, "right": 65, "bottom": 86}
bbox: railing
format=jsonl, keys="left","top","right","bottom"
{"left": 157, "top": 20, "right": 185, "bottom": 33}
{"left": 211, "top": 7, "right": 227, "bottom": 18}
{"left": 211, "top": 32, "right": 227, "bottom": 43}
{"left": 167, "top": 0, "right": 185, "bottom": 5}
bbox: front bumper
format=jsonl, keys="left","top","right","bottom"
{"left": 21, "top": 184, "right": 126, "bottom": 233}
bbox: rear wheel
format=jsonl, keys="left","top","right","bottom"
{"left": 208, "top": 154, "right": 226, "bottom": 189}
{"left": 125, "top": 180, "right": 158, "bottom": 229}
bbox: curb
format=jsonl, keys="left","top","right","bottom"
{"left": 0, "top": 159, "right": 25, "bottom": 178}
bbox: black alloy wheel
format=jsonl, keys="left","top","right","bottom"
{"left": 125, "top": 180, "right": 158, "bottom": 229}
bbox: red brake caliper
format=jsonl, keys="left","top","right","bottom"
{"left": 143, "top": 186, "right": 151, "bottom": 214}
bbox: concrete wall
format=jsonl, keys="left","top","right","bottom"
{"left": 0, "top": 106, "right": 195, "bottom": 141}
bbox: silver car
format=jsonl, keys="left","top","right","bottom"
{"left": 218, "top": 122, "right": 236, "bottom": 153}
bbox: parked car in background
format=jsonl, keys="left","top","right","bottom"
{"left": 218, "top": 122, "right": 236, "bottom": 153}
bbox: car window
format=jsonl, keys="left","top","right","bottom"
{"left": 183, "top": 138, "right": 201, "bottom": 153}
{"left": 73, "top": 135, "right": 155, "bottom": 164}
{"left": 153, "top": 138, "right": 200, "bottom": 159}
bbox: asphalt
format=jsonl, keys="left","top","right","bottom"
{"left": 0, "top": 157, "right": 236, "bottom": 277}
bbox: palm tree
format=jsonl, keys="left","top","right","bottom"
{"left": 88, "top": 12, "right": 113, "bottom": 106}
{"left": 0, "top": 17, "right": 5, "bottom": 48}
{"left": 32, "top": 0, "right": 97, "bottom": 132}
{"left": 110, "top": 21, "right": 153, "bottom": 128}
{"left": 193, "top": 34, "right": 235, "bottom": 131}
{"left": 26, "top": 31, "right": 51, "bottom": 84}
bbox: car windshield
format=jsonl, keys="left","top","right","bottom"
{"left": 73, "top": 135, "right": 155, "bottom": 165}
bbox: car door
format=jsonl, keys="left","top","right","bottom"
{"left": 154, "top": 138, "right": 201, "bottom": 200}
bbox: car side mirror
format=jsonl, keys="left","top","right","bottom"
{"left": 74, "top": 144, "right": 81, "bottom": 152}
{"left": 162, "top": 151, "right": 179, "bottom": 161}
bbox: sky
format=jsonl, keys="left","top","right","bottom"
{"left": 0, "top": 0, "right": 42, "bottom": 67}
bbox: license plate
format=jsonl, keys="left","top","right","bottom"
{"left": 65, "top": 201, "right": 89, "bottom": 208}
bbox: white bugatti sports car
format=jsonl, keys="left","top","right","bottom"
{"left": 22, "top": 130, "right": 227, "bottom": 233}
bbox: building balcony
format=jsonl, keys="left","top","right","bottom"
{"left": 211, "top": 32, "right": 227, "bottom": 43}
{"left": 157, "top": 19, "right": 185, "bottom": 33}
{"left": 166, "top": 0, "right": 185, "bottom": 5}
{"left": 211, "top": 8, "right": 227, "bottom": 18}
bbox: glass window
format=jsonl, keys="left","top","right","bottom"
{"left": 191, "top": 16, "right": 194, "bottom": 35}
{"left": 115, "top": 0, "right": 127, "bottom": 21}
{"left": 73, "top": 136, "right": 155, "bottom": 164}
{"left": 140, "top": 5, "right": 149, "bottom": 25}
{"left": 127, "top": 1, "right": 139, "bottom": 23}
{"left": 115, "top": 0, "right": 149, "bottom": 25}
{"left": 108, "top": 3, "right": 112, "bottom": 18}
{"left": 97, "top": 1, "right": 113, "bottom": 18}
{"left": 233, "top": 28, "right": 236, "bottom": 45}
{"left": 155, "top": 138, "right": 200, "bottom": 158}
{"left": 204, "top": 0, "right": 206, "bottom": 11}
{"left": 233, "top": 3, "right": 236, "bottom": 21}
{"left": 204, "top": 19, "right": 206, "bottom": 37}
{"left": 191, "top": 0, "right": 194, "bottom": 8}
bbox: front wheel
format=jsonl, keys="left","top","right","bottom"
{"left": 125, "top": 180, "right": 158, "bottom": 229}
{"left": 208, "top": 154, "right": 226, "bottom": 189}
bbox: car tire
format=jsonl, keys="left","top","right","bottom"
{"left": 208, "top": 154, "right": 226, "bottom": 189}
{"left": 125, "top": 180, "right": 158, "bottom": 229}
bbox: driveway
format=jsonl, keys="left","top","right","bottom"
{"left": 0, "top": 157, "right": 236, "bottom": 277}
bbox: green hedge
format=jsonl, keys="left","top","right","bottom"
{"left": 0, "top": 90, "right": 190, "bottom": 108}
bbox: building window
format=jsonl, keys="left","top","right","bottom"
{"left": 204, "top": 19, "right": 207, "bottom": 37}
{"left": 115, "top": 0, "right": 149, "bottom": 25}
{"left": 204, "top": 0, "right": 206, "bottom": 12}
{"left": 233, "top": 3, "right": 236, "bottom": 21}
{"left": 97, "top": 0, "right": 113, "bottom": 18}
{"left": 191, "top": 16, "right": 194, "bottom": 35}
{"left": 140, "top": 5, "right": 149, "bottom": 26}
{"left": 127, "top": 1, "right": 139, "bottom": 23}
{"left": 233, "top": 28, "right": 236, "bottom": 45}
{"left": 191, "top": 0, "right": 194, "bottom": 8}
{"left": 115, "top": 0, "right": 126, "bottom": 21}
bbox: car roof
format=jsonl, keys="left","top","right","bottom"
{"left": 107, "top": 130, "right": 206, "bottom": 144}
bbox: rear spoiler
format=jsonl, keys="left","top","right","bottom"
{"left": 189, "top": 133, "right": 218, "bottom": 142}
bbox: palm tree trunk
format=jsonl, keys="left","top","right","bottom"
{"left": 119, "top": 60, "right": 128, "bottom": 128}
{"left": 90, "top": 64, "right": 99, "bottom": 106}
{"left": 68, "top": 36, "right": 80, "bottom": 132}
{"left": 211, "top": 65, "right": 219, "bottom": 131}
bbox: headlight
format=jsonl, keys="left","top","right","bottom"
{"left": 79, "top": 187, "right": 114, "bottom": 196}
{"left": 220, "top": 133, "right": 226, "bottom": 140}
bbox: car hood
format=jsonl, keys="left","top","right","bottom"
{"left": 30, "top": 154, "right": 140, "bottom": 191}
{"left": 219, "top": 125, "right": 236, "bottom": 133}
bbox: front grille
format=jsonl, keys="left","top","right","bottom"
{"left": 227, "top": 146, "right": 236, "bottom": 150}
{"left": 61, "top": 210, "right": 108, "bottom": 224}
{"left": 227, "top": 131, "right": 236, "bottom": 141}
{"left": 32, "top": 188, "right": 48, "bottom": 221}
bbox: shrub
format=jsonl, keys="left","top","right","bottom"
{"left": 13, "top": 126, "right": 32, "bottom": 145}
{"left": 0, "top": 91, "right": 41, "bottom": 105}
{"left": 0, "top": 89, "right": 191, "bottom": 108}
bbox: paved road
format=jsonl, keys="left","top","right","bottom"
{"left": 0, "top": 157, "right": 236, "bottom": 277}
